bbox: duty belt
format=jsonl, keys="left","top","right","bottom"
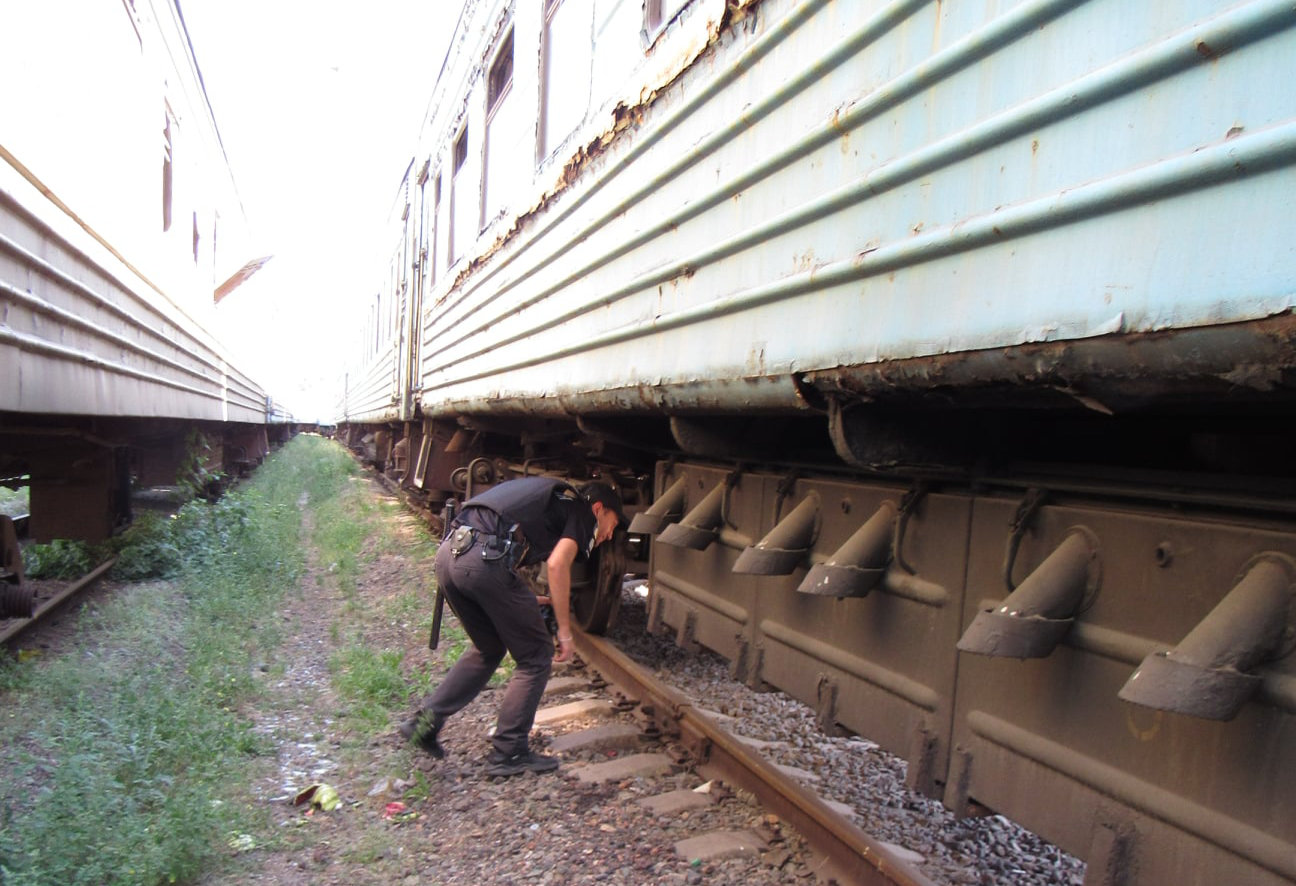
{"left": 447, "top": 524, "right": 527, "bottom": 569}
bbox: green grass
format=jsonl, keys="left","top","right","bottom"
{"left": 0, "top": 434, "right": 515, "bottom": 885}
{"left": 320, "top": 479, "right": 449, "bottom": 717}
{"left": 329, "top": 643, "right": 410, "bottom": 730}
{"left": 0, "top": 438, "right": 350, "bottom": 886}
{"left": 313, "top": 491, "right": 370, "bottom": 601}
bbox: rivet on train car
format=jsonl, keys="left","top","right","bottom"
{"left": 957, "top": 527, "right": 1101, "bottom": 658}
{"left": 657, "top": 481, "right": 728, "bottom": 550}
{"left": 1118, "top": 552, "right": 1296, "bottom": 721}
{"left": 628, "top": 475, "right": 688, "bottom": 535}
{"left": 796, "top": 501, "right": 897, "bottom": 597}
{"left": 733, "top": 493, "right": 820, "bottom": 575}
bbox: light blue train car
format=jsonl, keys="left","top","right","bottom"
{"left": 342, "top": 3, "right": 1296, "bottom": 882}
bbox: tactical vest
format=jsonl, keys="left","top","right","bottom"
{"left": 461, "top": 476, "right": 589, "bottom": 565}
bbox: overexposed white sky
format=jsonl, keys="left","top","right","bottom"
{"left": 182, "top": 0, "right": 457, "bottom": 421}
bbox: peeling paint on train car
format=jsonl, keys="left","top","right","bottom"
{"left": 445, "top": 0, "right": 750, "bottom": 300}
{"left": 802, "top": 313, "right": 1296, "bottom": 413}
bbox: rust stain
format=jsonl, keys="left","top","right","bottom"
{"left": 1195, "top": 40, "right": 1217, "bottom": 60}
{"left": 801, "top": 313, "right": 1296, "bottom": 410}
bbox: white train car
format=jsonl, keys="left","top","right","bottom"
{"left": 342, "top": 2, "right": 1296, "bottom": 883}
{"left": 1, "top": 0, "right": 275, "bottom": 540}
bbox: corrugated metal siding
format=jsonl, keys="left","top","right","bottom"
{"left": 0, "top": 0, "right": 266, "bottom": 426}
{"left": 340, "top": 345, "right": 403, "bottom": 423}
{"left": 419, "top": 0, "right": 1296, "bottom": 418}
{"left": 0, "top": 175, "right": 265, "bottom": 424}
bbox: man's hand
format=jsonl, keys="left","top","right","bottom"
{"left": 555, "top": 634, "right": 574, "bottom": 663}
{"left": 547, "top": 538, "right": 579, "bottom": 663}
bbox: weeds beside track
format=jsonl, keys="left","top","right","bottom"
{"left": 0, "top": 436, "right": 361, "bottom": 886}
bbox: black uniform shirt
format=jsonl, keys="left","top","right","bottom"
{"left": 536, "top": 494, "right": 598, "bottom": 564}
{"left": 458, "top": 476, "right": 597, "bottom": 566}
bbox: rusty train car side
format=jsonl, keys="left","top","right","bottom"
{"left": 1, "top": 1, "right": 286, "bottom": 545}
{"left": 338, "top": 2, "right": 1296, "bottom": 883}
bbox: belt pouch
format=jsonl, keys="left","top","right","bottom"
{"left": 449, "top": 526, "right": 476, "bottom": 557}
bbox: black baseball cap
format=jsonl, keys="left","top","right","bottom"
{"left": 579, "top": 482, "right": 627, "bottom": 528}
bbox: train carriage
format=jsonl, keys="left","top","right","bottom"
{"left": 1, "top": 0, "right": 282, "bottom": 544}
{"left": 338, "top": 2, "right": 1296, "bottom": 883}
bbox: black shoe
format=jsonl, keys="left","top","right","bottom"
{"left": 485, "top": 749, "right": 559, "bottom": 777}
{"left": 398, "top": 712, "right": 445, "bottom": 759}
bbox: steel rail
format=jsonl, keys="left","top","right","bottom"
{"left": 0, "top": 557, "right": 116, "bottom": 645}
{"left": 573, "top": 627, "right": 942, "bottom": 886}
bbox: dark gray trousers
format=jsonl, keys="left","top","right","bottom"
{"left": 421, "top": 540, "right": 553, "bottom": 755}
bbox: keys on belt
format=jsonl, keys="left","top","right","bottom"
{"left": 448, "top": 525, "right": 476, "bottom": 556}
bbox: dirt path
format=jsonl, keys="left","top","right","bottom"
{"left": 203, "top": 475, "right": 716, "bottom": 886}
{"left": 198, "top": 480, "right": 449, "bottom": 885}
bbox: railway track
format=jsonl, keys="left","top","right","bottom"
{"left": 501, "top": 583, "right": 1079, "bottom": 885}
{"left": 567, "top": 625, "right": 940, "bottom": 886}
{"left": 517, "top": 602, "right": 1081, "bottom": 885}
{"left": 0, "top": 558, "right": 115, "bottom": 647}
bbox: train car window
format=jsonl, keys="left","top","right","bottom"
{"left": 484, "top": 25, "right": 524, "bottom": 229}
{"left": 453, "top": 127, "right": 468, "bottom": 173}
{"left": 162, "top": 109, "right": 174, "bottom": 232}
{"left": 428, "top": 172, "right": 441, "bottom": 285}
{"left": 451, "top": 126, "right": 472, "bottom": 264}
{"left": 487, "top": 29, "right": 513, "bottom": 118}
{"left": 539, "top": 0, "right": 593, "bottom": 160}
{"left": 644, "top": 0, "right": 693, "bottom": 42}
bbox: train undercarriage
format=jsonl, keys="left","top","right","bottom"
{"left": 339, "top": 354, "right": 1296, "bottom": 886}
{"left": 0, "top": 414, "right": 291, "bottom": 544}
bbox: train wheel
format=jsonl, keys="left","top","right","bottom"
{"left": 572, "top": 534, "right": 626, "bottom": 635}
